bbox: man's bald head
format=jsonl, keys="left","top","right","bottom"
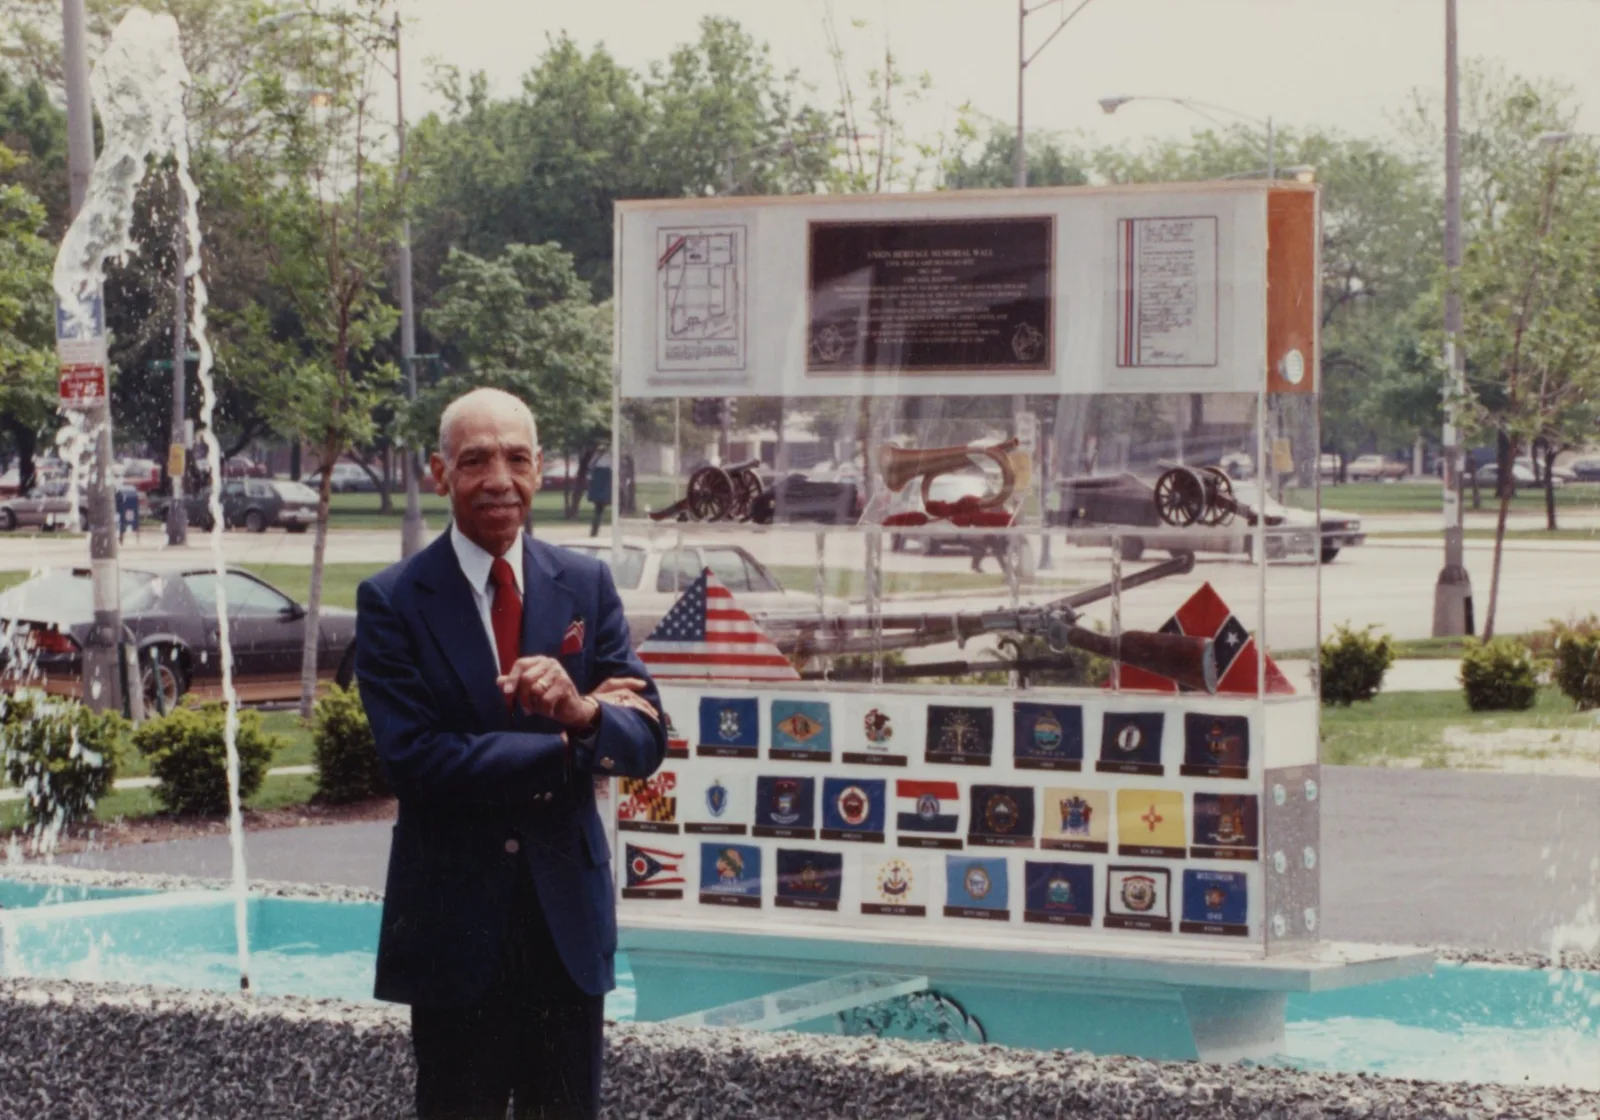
{"left": 431, "top": 388, "right": 543, "bottom": 554}
{"left": 438, "top": 388, "right": 539, "bottom": 464}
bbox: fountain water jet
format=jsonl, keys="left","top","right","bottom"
{"left": 48, "top": 8, "right": 251, "bottom": 992}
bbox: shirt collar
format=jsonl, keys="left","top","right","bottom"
{"left": 450, "top": 523, "right": 525, "bottom": 597}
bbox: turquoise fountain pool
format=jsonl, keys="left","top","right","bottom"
{"left": 1, "top": 881, "right": 1593, "bottom": 1088}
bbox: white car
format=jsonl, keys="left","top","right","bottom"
{"left": 558, "top": 538, "right": 844, "bottom": 645}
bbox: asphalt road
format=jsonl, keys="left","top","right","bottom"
{"left": 59, "top": 767, "right": 1600, "bottom": 955}
{"left": 1, "top": 517, "right": 1596, "bottom": 643}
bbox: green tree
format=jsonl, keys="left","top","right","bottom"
{"left": 409, "top": 17, "right": 836, "bottom": 298}
{"left": 943, "top": 124, "right": 1092, "bottom": 189}
{"left": 213, "top": 0, "right": 400, "bottom": 714}
{"left": 0, "top": 141, "right": 55, "bottom": 492}
{"left": 416, "top": 243, "right": 609, "bottom": 518}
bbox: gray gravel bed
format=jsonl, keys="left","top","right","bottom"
{"left": 0, "top": 979, "right": 1597, "bottom": 1120}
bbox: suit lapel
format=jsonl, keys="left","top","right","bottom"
{"left": 415, "top": 534, "right": 506, "bottom": 729}
{"left": 521, "top": 536, "right": 575, "bottom": 661}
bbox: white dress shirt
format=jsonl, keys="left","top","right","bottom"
{"left": 450, "top": 523, "right": 525, "bottom": 662}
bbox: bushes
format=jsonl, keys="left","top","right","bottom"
{"left": 131, "top": 703, "right": 278, "bottom": 816}
{"left": 312, "top": 684, "right": 387, "bottom": 803}
{"left": 1548, "top": 616, "right": 1600, "bottom": 711}
{"left": 1320, "top": 623, "right": 1394, "bottom": 706}
{"left": 0, "top": 691, "right": 123, "bottom": 833}
{"left": 1459, "top": 637, "right": 1539, "bottom": 712}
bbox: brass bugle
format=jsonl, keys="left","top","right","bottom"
{"left": 878, "top": 437, "right": 1020, "bottom": 510}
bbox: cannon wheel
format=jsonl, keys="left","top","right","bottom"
{"left": 1199, "top": 466, "right": 1235, "bottom": 527}
{"left": 730, "top": 467, "right": 764, "bottom": 521}
{"left": 687, "top": 466, "right": 735, "bottom": 521}
{"left": 1154, "top": 467, "right": 1206, "bottom": 527}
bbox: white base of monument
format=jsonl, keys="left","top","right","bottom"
{"left": 622, "top": 922, "right": 1433, "bottom": 1062}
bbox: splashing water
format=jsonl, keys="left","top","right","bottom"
{"left": 48, "top": 9, "right": 251, "bottom": 992}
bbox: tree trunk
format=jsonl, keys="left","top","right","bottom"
{"left": 376, "top": 447, "right": 393, "bottom": 514}
{"left": 299, "top": 437, "right": 339, "bottom": 718}
{"left": 1543, "top": 444, "right": 1558, "bottom": 532}
{"left": 1482, "top": 434, "right": 1516, "bottom": 642}
{"left": 289, "top": 442, "right": 301, "bottom": 481}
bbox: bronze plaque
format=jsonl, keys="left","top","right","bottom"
{"left": 807, "top": 217, "right": 1054, "bottom": 374}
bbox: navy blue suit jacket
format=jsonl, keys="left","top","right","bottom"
{"left": 355, "top": 531, "right": 665, "bottom": 1007}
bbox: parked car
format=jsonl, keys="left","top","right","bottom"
{"left": 223, "top": 456, "right": 270, "bottom": 479}
{"left": 1052, "top": 473, "right": 1363, "bottom": 563}
{"left": 308, "top": 462, "right": 377, "bottom": 493}
{"left": 154, "top": 479, "right": 320, "bottom": 533}
{"left": 1569, "top": 457, "right": 1600, "bottom": 482}
{"left": 0, "top": 562, "right": 355, "bottom": 711}
{"left": 558, "top": 538, "right": 844, "bottom": 646}
{"left": 1217, "top": 452, "right": 1255, "bottom": 480}
{"left": 1346, "top": 455, "right": 1408, "bottom": 482}
{"left": 115, "top": 458, "right": 163, "bottom": 493}
{"left": 0, "top": 481, "right": 87, "bottom": 532}
{"left": 770, "top": 464, "right": 865, "bottom": 524}
{"left": 889, "top": 463, "right": 1003, "bottom": 555}
{"left": 1475, "top": 462, "right": 1561, "bottom": 491}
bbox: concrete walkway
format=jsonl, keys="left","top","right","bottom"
{"left": 53, "top": 767, "right": 1600, "bottom": 956}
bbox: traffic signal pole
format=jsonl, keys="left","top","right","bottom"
{"left": 62, "top": 0, "right": 125, "bottom": 715}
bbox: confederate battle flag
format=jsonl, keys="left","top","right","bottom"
{"left": 1119, "top": 582, "right": 1294, "bottom": 696}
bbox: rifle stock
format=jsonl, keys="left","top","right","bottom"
{"left": 1063, "top": 626, "right": 1218, "bottom": 694}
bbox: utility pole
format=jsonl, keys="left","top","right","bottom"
{"left": 395, "top": 4, "right": 425, "bottom": 557}
{"left": 1016, "top": 0, "right": 1099, "bottom": 569}
{"left": 167, "top": 219, "right": 188, "bottom": 546}
{"left": 1432, "top": 0, "right": 1473, "bottom": 636}
{"left": 62, "top": 0, "right": 124, "bottom": 714}
{"left": 1015, "top": 0, "right": 1027, "bottom": 188}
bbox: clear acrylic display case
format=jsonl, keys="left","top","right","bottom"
{"left": 606, "top": 182, "right": 1321, "bottom": 960}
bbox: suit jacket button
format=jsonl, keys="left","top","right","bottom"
{"left": 599, "top": 757, "right": 614, "bottom": 771}
{"left": 504, "top": 839, "right": 520, "bottom": 855}
{"left": 543, "top": 792, "right": 554, "bottom": 802}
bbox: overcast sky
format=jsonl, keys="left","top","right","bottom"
{"left": 401, "top": 0, "right": 1600, "bottom": 156}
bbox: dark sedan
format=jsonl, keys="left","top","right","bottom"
{"left": 155, "top": 479, "right": 320, "bottom": 533}
{"left": 0, "top": 563, "right": 356, "bottom": 711}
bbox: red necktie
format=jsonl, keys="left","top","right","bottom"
{"left": 489, "top": 556, "right": 523, "bottom": 675}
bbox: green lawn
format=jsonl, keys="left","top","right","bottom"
{"left": 250, "top": 562, "right": 383, "bottom": 611}
{"left": 1320, "top": 687, "right": 1594, "bottom": 767}
{"left": 1286, "top": 481, "right": 1600, "bottom": 515}
{"left": 1369, "top": 527, "right": 1600, "bottom": 543}
{"left": 0, "top": 771, "right": 318, "bottom": 832}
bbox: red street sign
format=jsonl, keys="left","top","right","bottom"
{"left": 59, "top": 363, "right": 107, "bottom": 406}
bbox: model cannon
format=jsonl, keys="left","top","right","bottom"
{"left": 1152, "top": 462, "right": 1239, "bottom": 527}
{"left": 766, "top": 552, "right": 1219, "bottom": 694}
{"left": 650, "top": 459, "right": 768, "bottom": 523}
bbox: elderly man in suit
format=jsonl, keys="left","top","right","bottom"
{"left": 355, "top": 387, "right": 664, "bottom": 1119}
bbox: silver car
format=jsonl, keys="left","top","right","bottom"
{"left": 0, "top": 481, "right": 86, "bottom": 532}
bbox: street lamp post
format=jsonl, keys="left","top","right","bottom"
{"left": 1015, "top": 0, "right": 1099, "bottom": 189}
{"left": 168, "top": 220, "right": 188, "bottom": 546}
{"left": 1016, "top": 0, "right": 1098, "bottom": 571}
{"left": 394, "top": 5, "right": 425, "bottom": 558}
{"left": 1432, "top": 0, "right": 1472, "bottom": 637}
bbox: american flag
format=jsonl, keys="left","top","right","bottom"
{"left": 1120, "top": 582, "right": 1294, "bottom": 695}
{"left": 637, "top": 568, "right": 799, "bottom": 681}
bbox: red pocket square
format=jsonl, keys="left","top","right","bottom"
{"left": 561, "top": 618, "right": 585, "bottom": 655}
